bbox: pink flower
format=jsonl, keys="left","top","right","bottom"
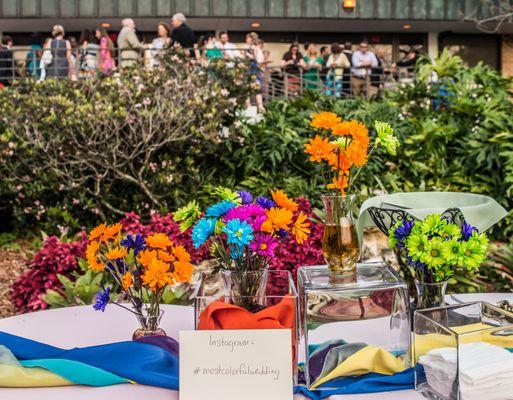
{"left": 225, "top": 204, "right": 266, "bottom": 231}
{"left": 249, "top": 233, "right": 279, "bottom": 258}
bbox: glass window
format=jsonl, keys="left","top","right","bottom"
{"left": 137, "top": 0, "right": 153, "bottom": 15}
{"left": 175, "top": 0, "right": 191, "bottom": 15}
{"left": 412, "top": 0, "right": 427, "bottom": 19}
{"left": 250, "top": 0, "right": 265, "bottom": 17}
{"left": 118, "top": 0, "right": 135, "bottom": 16}
{"left": 232, "top": 0, "right": 247, "bottom": 16}
{"left": 98, "top": 0, "right": 115, "bottom": 16}
{"left": 376, "top": 0, "right": 392, "bottom": 19}
{"left": 429, "top": 0, "right": 444, "bottom": 19}
{"left": 305, "top": 0, "right": 320, "bottom": 17}
{"left": 21, "top": 0, "right": 37, "bottom": 16}
{"left": 286, "top": 0, "right": 301, "bottom": 17}
{"left": 40, "top": 0, "right": 58, "bottom": 16}
{"left": 1, "top": 0, "right": 17, "bottom": 16}
{"left": 60, "top": 0, "right": 76, "bottom": 17}
{"left": 269, "top": 0, "right": 284, "bottom": 17}
{"left": 212, "top": 0, "right": 228, "bottom": 16}
{"left": 79, "top": 0, "right": 96, "bottom": 16}
{"left": 358, "top": 0, "right": 374, "bottom": 19}
{"left": 194, "top": 0, "right": 209, "bottom": 16}
{"left": 394, "top": 0, "right": 410, "bottom": 19}
{"left": 323, "top": 0, "right": 339, "bottom": 18}
{"left": 446, "top": 0, "right": 461, "bottom": 20}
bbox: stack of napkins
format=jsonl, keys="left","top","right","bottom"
{"left": 419, "top": 342, "right": 513, "bottom": 400}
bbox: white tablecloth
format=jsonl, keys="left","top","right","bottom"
{"left": 0, "top": 304, "right": 424, "bottom": 400}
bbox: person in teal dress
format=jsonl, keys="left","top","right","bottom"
{"left": 302, "top": 43, "right": 323, "bottom": 90}
{"left": 26, "top": 33, "right": 43, "bottom": 78}
{"left": 204, "top": 35, "right": 222, "bottom": 60}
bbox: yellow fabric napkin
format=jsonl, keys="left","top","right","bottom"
{"left": 0, "top": 365, "right": 72, "bottom": 387}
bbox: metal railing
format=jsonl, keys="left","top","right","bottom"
{"left": 0, "top": 46, "right": 416, "bottom": 100}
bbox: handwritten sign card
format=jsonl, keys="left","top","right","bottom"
{"left": 179, "top": 329, "right": 293, "bottom": 400}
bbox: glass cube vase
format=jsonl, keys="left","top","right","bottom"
{"left": 414, "top": 301, "right": 513, "bottom": 400}
{"left": 194, "top": 269, "right": 299, "bottom": 382}
{"left": 297, "top": 262, "right": 411, "bottom": 390}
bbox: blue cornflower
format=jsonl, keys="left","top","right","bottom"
{"left": 394, "top": 220, "right": 414, "bottom": 243}
{"left": 461, "top": 222, "right": 478, "bottom": 241}
{"left": 230, "top": 244, "right": 244, "bottom": 259}
{"left": 238, "top": 190, "right": 253, "bottom": 205}
{"left": 205, "top": 200, "right": 237, "bottom": 218}
{"left": 223, "top": 219, "right": 254, "bottom": 247}
{"left": 192, "top": 217, "right": 217, "bottom": 248}
{"left": 277, "top": 228, "right": 289, "bottom": 238}
{"left": 120, "top": 234, "right": 146, "bottom": 255}
{"left": 93, "top": 287, "right": 111, "bottom": 312}
{"left": 256, "top": 196, "right": 276, "bottom": 210}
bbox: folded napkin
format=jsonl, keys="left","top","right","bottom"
{"left": 0, "top": 332, "right": 179, "bottom": 389}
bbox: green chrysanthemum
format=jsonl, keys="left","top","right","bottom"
{"left": 440, "top": 223, "right": 461, "bottom": 239}
{"left": 458, "top": 237, "right": 487, "bottom": 270}
{"left": 173, "top": 200, "right": 201, "bottom": 232}
{"left": 406, "top": 233, "right": 429, "bottom": 262}
{"left": 374, "top": 121, "right": 400, "bottom": 156}
{"left": 422, "top": 237, "right": 446, "bottom": 269}
{"left": 388, "top": 221, "right": 401, "bottom": 249}
{"left": 212, "top": 186, "right": 242, "bottom": 204}
{"left": 441, "top": 238, "right": 461, "bottom": 265}
{"left": 421, "top": 213, "right": 446, "bottom": 235}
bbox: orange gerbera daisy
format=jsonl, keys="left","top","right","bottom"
{"left": 304, "top": 135, "right": 336, "bottom": 163}
{"left": 142, "top": 258, "right": 174, "bottom": 291}
{"left": 261, "top": 207, "right": 294, "bottom": 233}
{"left": 173, "top": 260, "right": 194, "bottom": 282}
{"left": 138, "top": 249, "right": 158, "bottom": 268}
{"left": 327, "top": 149, "right": 353, "bottom": 172}
{"left": 146, "top": 233, "right": 173, "bottom": 249}
{"left": 86, "top": 241, "right": 104, "bottom": 271}
{"left": 292, "top": 211, "right": 311, "bottom": 244}
{"left": 122, "top": 272, "right": 133, "bottom": 290}
{"left": 271, "top": 189, "right": 298, "bottom": 212}
{"left": 331, "top": 121, "right": 353, "bottom": 136}
{"left": 347, "top": 141, "right": 368, "bottom": 167}
{"left": 157, "top": 250, "right": 176, "bottom": 263}
{"left": 350, "top": 121, "right": 370, "bottom": 146}
{"left": 105, "top": 246, "right": 128, "bottom": 260}
{"left": 310, "top": 111, "right": 342, "bottom": 130}
{"left": 173, "top": 245, "right": 191, "bottom": 263}
{"left": 89, "top": 223, "right": 107, "bottom": 241}
{"left": 327, "top": 173, "right": 349, "bottom": 194}
{"left": 102, "top": 223, "right": 123, "bottom": 242}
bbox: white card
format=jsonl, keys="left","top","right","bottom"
{"left": 179, "top": 329, "right": 293, "bottom": 400}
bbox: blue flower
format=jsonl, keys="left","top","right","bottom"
{"left": 223, "top": 219, "right": 254, "bottom": 247}
{"left": 238, "top": 191, "right": 253, "bottom": 205}
{"left": 120, "top": 234, "right": 146, "bottom": 255}
{"left": 230, "top": 244, "right": 244, "bottom": 259}
{"left": 461, "top": 222, "right": 478, "bottom": 241}
{"left": 93, "top": 287, "right": 111, "bottom": 312}
{"left": 205, "top": 200, "right": 237, "bottom": 218}
{"left": 394, "top": 220, "right": 414, "bottom": 243}
{"left": 277, "top": 228, "right": 289, "bottom": 238}
{"left": 192, "top": 217, "right": 217, "bottom": 248}
{"left": 256, "top": 196, "right": 276, "bottom": 210}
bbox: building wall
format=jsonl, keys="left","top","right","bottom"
{"left": 501, "top": 35, "right": 513, "bottom": 77}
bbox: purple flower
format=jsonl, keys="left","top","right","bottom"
{"left": 461, "top": 222, "right": 478, "bottom": 241}
{"left": 277, "top": 228, "right": 289, "bottom": 238}
{"left": 121, "top": 234, "right": 146, "bottom": 255}
{"left": 225, "top": 204, "right": 267, "bottom": 231}
{"left": 256, "top": 196, "right": 276, "bottom": 210}
{"left": 249, "top": 233, "right": 279, "bottom": 257}
{"left": 238, "top": 191, "right": 253, "bottom": 205}
{"left": 394, "top": 220, "right": 414, "bottom": 244}
{"left": 93, "top": 287, "right": 111, "bottom": 312}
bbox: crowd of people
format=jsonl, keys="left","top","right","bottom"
{"left": 0, "top": 13, "right": 419, "bottom": 102}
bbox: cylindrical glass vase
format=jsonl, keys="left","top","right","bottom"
{"left": 322, "top": 194, "right": 360, "bottom": 273}
{"left": 415, "top": 280, "right": 448, "bottom": 310}
{"left": 132, "top": 309, "right": 166, "bottom": 340}
{"left": 221, "top": 268, "right": 269, "bottom": 312}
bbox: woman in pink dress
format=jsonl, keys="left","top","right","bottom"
{"left": 95, "top": 27, "right": 116, "bottom": 74}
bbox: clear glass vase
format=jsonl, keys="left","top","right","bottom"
{"left": 322, "top": 194, "right": 360, "bottom": 273}
{"left": 221, "top": 268, "right": 269, "bottom": 312}
{"left": 415, "top": 280, "right": 448, "bottom": 310}
{"left": 132, "top": 309, "right": 166, "bottom": 340}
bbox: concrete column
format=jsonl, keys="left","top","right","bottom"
{"left": 427, "top": 32, "right": 439, "bottom": 60}
{"left": 501, "top": 35, "right": 513, "bottom": 77}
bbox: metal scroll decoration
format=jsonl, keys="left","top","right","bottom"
{"left": 367, "top": 206, "right": 467, "bottom": 235}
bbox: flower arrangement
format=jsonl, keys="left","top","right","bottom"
{"left": 85, "top": 222, "right": 194, "bottom": 337}
{"left": 305, "top": 112, "right": 399, "bottom": 194}
{"left": 173, "top": 187, "right": 311, "bottom": 272}
{"left": 388, "top": 214, "right": 490, "bottom": 283}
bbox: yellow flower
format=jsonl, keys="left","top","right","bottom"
{"left": 261, "top": 207, "right": 294, "bottom": 233}
{"left": 292, "top": 211, "right": 311, "bottom": 244}
{"left": 89, "top": 223, "right": 107, "bottom": 241}
{"left": 142, "top": 258, "right": 174, "bottom": 291}
{"left": 271, "top": 189, "right": 298, "bottom": 212}
{"left": 138, "top": 249, "right": 158, "bottom": 268}
{"left": 122, "top": 272, "right": 133, "bottom": 290}
{"left": 173, "top": 245, "right": 191, "bottom": 263}
{"left": 173, "top": 260, "right": 194, "bottom": 283}
{"left": 105, "top": 246, "right": 128, "bottom": 260}
{"left": 146, "top": 233, "right": 173, "bottom": 249}
{"left": 86, "top": 241, "right": 104, "bottom": 271}
{"left": 102, "top": 223, "right": 123, "bottom": 242}
{"left": 310, "top": 111, "right": 341, "bottom": 130}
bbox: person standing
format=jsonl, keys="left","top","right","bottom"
{"left": 26, "top": 33, "right": 43, "bottom": 78}
{"left": 281, "top": 42, "right": 303, "bottom": 95}
{"left": 217, "top": 31, "right": 240, "bottom": 59}
{"left": 96, "top": 27, "right": 116, "bottom": 73}
{"left": 78, "top": 30, "right": 99, "bottom": 76}
{"left": 0, "top": 35, "right": 14, "bottom": 87}
{"left": 171, "top": 13, "right": 195, "bottom": 56}
{"left": 319, "top": 45, "right": 331, "bottom": 83}
{"left": 370, "top": 47, "right": 386, "bottom": 97}
{"left": 245, "top": 32, "right": 265, "bottom": 112}
{"left": 151, "top": 22, "right": 172, "bottom": 67}
{"left": 302, "top": 43, "right": 323, "bottom": 90}
{"left": 342, "top": 41, "right": 353, "bottom": 96}
{"left": 326, "top": 43, "right": 350, "bottom": 97}
{"left": 351, "top": 42, "right": 378, "bottom": 98}
{"left": 47, "top": 25, "right": 71, "bottom": 79}
{"left": 117, "top": 18, "right": 142, "bottom": 68}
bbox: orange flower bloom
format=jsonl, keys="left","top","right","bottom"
{"left": 86, "top": 241, "right": 104, "bottom": 271}
{"left": 327, "top": 173, "right": 349, "bottom": 194}
{"left": 292, "top": 211, "right": 311, "bottom": 244}
{"left": 310, "top": 111, "right": 341, "bottom": 130}
{"left": 261, "top": 207, "right": 294, "bottom": 233}
{"left": 173, "top": 260, "right": 194, "bottom": 282}
{"left": 141, "top": 258, "right": 174, "bottom": 291}
{"left": 157, "top": 250, "right": 176, "bottom": 263}
{"left": 327, "top": 149, "right": 353, "bottom": 172}
{"left": 102, "top": 223, "right": 123, "bottom": 242}
{"left": 304, "top": 135, "right": 336, "bottom": 163}
{"left": 146, "top": 233, "right": 172, "bottom": 249}
{"left": 138, "top": 249, "right": 158, "bottom": 268}
{"left": 105, "top": 246, "right": 128, "bottom": 260}
{"left": 89, "top": 223, "right": 107, "bottom": 241}
{"left": 173, "top": 245, "right": 191, "bottom": 263}
{"left": 350, "top": 121, "right": 370, "bottom": 146}
{"left": 122, "top": 272, "right": 133, "bottom": 290}
{"left": 271, "top": 189, "right": 298, "bottom": 212}
{"left": 331, "top": 121, "right": 353, "bottom": 136}
{"left": 347, "top": 141, "right": 368, "bottom": 167}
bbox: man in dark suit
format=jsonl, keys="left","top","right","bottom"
{"left": 171, "top": 13, "right": 195, "bottom": 56}
{"left": 0, "top": 35, "right": 14, "bottom": 87}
